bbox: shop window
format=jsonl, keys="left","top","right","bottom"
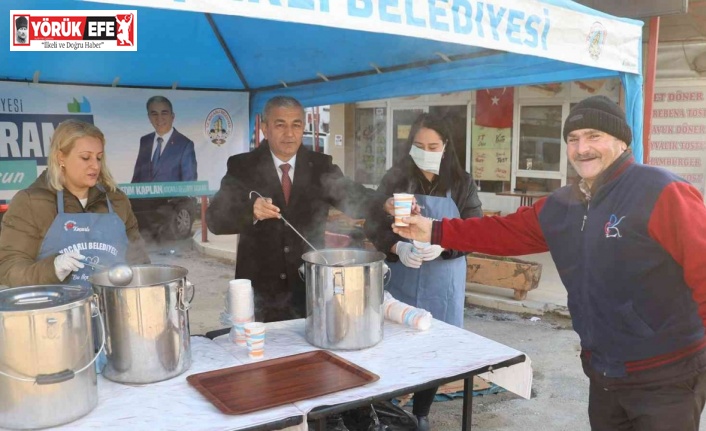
{"left": 517, "top": 105, "right": 563, "bottom": 192}
{"left": 354, "top": 103, "right": 472, "bottom": 187}
{"left": 392, "top": 108, "right": 425, "bottom": 165}
{"left": 515, "top": 177, "right": 562, "bottom": 192}
{"left": 302, "top": 133, "right": 326, "bottom": 153}
{"left": 354, "top": 107, "right": 387, "bottom": 185}
{"left": 566, "top": 103, "right": 580, "bottom": 186}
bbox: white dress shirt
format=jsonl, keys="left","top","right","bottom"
{"left": 271, "top": 152, "right": 296, "bottom": 185}
{"left": 154, "top": 128, "right": 174, "bottom": 156}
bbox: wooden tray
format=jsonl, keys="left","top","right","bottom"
{"left": 187, "top": 350, "right": 379, "bottom": 415}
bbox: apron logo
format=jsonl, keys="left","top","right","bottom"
{"left": 604, "top": 214, "right": 625, "bottom": 238}
{"left": 64, "top": 220, "right": 90, "bottom": 232}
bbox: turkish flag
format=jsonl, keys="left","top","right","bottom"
{"left": 475, "top": 87, "right": 514, "bottom": 128}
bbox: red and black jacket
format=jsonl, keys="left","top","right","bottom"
{"left": 433, "top": 153, "right": 706, "bottom": 377}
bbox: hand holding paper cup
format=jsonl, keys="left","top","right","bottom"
{"left": 393, "top": 193, "right": 414, "bottom": 226}
{"left": 391, "top": 215, "right": 434, "bottom": 243}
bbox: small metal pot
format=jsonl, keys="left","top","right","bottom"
{"left": 91, "top": 264, "right": 194, "bottom": 384}
{"left": 0, "top": 285, "right": 101, "bottom": 430}
{"left": 302, "top": 249, "right": 388, "bottom": 350}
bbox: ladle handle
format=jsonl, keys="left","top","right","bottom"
{"left": 249, "top": 190, "right": 327, "bottom": 263}
{"left": 281, "top": 217, "right": 324, "bottom": 259}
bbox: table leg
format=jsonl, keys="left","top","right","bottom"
{"left": 462, "top": 377, "right": 473, "bottom": 431}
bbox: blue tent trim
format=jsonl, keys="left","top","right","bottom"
{"left": 1, "top": 0, "right": 644, "bottom": 162}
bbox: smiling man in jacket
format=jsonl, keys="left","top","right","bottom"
{"left": 392, "top": 95, "right": 706, "bottom": 431}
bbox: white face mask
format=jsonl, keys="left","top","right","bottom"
{"left": 409, "top": 145, "right": 444, "bottom": 175}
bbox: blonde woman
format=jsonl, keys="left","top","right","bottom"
{"left": 0, "top": 119, "right": 149, "bottom": 288}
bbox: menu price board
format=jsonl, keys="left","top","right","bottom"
{"left": 650, "top": 86, "right": 706, "bottom": 196}
{"left": 471, "top": 123, "right": 512, "bottom": 181}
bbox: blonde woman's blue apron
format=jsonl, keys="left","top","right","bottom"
{"left": 37, "top": 190, "right": 128, "bottom": 288}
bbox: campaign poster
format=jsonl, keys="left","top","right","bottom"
{"left": 0, "top": 81, "right": 249, "bottom": 201}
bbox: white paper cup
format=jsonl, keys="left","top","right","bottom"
{"left": 229, "top": 279, "right": 252, "bottom": 290}
{"left": 228, "top": 279, "right": 254, "bottom": 320}
{"left": 393, "top": 193, "right": 414, "bottom": 226}
{"left": 244, "top": 322, "right": 266, "bottom": 359}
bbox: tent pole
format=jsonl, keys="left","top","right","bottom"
{"left": 314, "top": 106, "right": 320, "bottom": 152}
{"left": 643, "top": 16, "right": 660, "bottom": 164}
{"left": 201, "top": 196, "right": 208, "bottom": 243}
{"left": 255, "top": 114, "right": 261, "bottom": 148}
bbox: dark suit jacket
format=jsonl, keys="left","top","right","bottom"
{"left": 131, "top": 128, "right": 197, "bottom": 183}
{"left": 206, "top": 142, "right": 384, "bottom": 322}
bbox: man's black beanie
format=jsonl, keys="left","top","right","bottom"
{"left": 15, "top": 16, "right": 28, "bottom": 30}
{"left": 563, "top": 95, "right": 632, "bottom": 146}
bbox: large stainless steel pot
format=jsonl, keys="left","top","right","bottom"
{"left": 0, "top": 285, "right": 101, "bottom": 430}
{"left": 303, "top": 249, "right": 388, "bottom": 350}
{"left": 91, "top": 264, "right": 193, "bottom": 384}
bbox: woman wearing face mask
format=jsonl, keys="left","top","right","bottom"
{"left": 0, "top": 119, "right": 150, "bottom": 289}
{"left": 365, "top": 113, "right": 482, "bottom": 430}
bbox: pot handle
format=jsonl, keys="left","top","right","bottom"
{"left": 383, "top": 263, "right": 392, "bottom": 287}
{"left": 178, "top": 280, "right": 195, "bottom": 312}
{"left": 333, "top": 271, "right": 345, "bottom": 295}
{"left": 298, "top": 264, "right": 306, "bottom": 281}
{"left": 0, "top": 295, "right": 106, "bottom": 385}
{"left": 327, "top": 268, "right": 348, "bottom": 344}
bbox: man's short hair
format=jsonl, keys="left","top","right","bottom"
{"left": 262, "top": 96, "right": 304, "bottom": 123}
{"left": 146, "top": 95, "right": 173, "bottom": 112}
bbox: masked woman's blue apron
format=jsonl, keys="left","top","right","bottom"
{"left": 386, "top": 192, "right": 467, "bottom": 328}
{"left": 36, "top": 189, "right": 129, "bottom": 372}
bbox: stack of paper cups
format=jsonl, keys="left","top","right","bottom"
{"left": 382, "top": 291, "right": 432, "bottom": 330}
{"left": 227, "top": 279, "right": 254, "bottom": 346}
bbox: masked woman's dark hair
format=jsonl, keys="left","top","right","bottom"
{"left": 397, "top": 113, "right": 466, "bottom": 196}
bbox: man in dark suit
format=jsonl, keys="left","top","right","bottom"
{"left": 207, "top": 96, "right": 383, "bottom": 322}
{"left": 131, "top": 96, "right": 197, "bottom": 183}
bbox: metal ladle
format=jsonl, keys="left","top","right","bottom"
{"left": 83, "top": 261, "right": 134, "bottom": 286}
{"left": 249, "top": 191, "right": 356, "bottom": 267}
{"left": 106, "top": 264, "right": 134, "bottom": 286}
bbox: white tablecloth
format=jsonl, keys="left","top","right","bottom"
{"left": 1, "top": 337, "right": 304, "bottom": 431}
{"left": 214, "top": 319, "right": 532, "bottom": 417}
{"left": 4, "top": 319, "right": 530, "bottom": 431}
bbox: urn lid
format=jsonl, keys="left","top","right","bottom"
{"left": 0, "top": 285, "right": 92, "bottom": 312}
